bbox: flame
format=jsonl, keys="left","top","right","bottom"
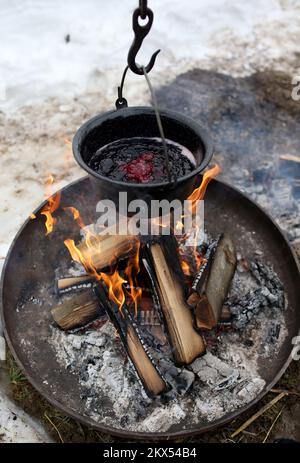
{"left": 29, "top": 174, "right": 61, "bottom": 234}
{"left": 180, "top": 257, "right": 192, "bottom": 276}
{"left": 193, "top": 248, "right": 204, "bottom": 272}
{"left": 63, "top": 206, "right": 86, "bottom": 229}
{"left": 177, "top": 165, "right": 220, "bottom": 275}
{"left": 62, "top": 166, "right": 220, "bottom": 312}
{"left": 100, "top": 270, "right": 127, "bottom": 311}
{"left": 179, "top": 248, "right": 205, "bottom": 276}
{"left": 40, "top": 175, "right": 61, "bottom": 235}
{"left": 175, "top": 220, "right": 184, "bottom": 232}
{"left": 64, "top": 238, "right": 99, "bottom": 280}
{"left": 64, "top": 221, "right": 141, "bottom": 313}
{"left": 188, "top": 164, "right": 221, "bottom": 212}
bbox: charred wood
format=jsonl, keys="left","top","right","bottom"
{"left": 192, "top": 234, "right": 237, "bottom": 329}
{"left": 95, "top": 283, "right": 168, "bottom": 397}
{"left": 51, "top": 290, "right": 103, "bottom": 330}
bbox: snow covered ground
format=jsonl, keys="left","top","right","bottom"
{"left": 1, "top": 0, "right": 300, "bottom": 111}
{"left": 0, "top": 0, "right": 300, "bottom": 442}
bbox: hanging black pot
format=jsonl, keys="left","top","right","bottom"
{"left": 72, "top": 105, "right": 213, "bottom": 212}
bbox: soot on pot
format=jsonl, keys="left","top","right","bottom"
{"left": 87, "top": 137, "right": 196, "bottom": 184}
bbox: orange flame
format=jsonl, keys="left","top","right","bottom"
{"left": 63, "top": 206, "right": 86, "bottom": 229}
{"left": 64, "top": 238, "right": 100, "bottom": 279}
{"left": 180, "top": 256, "right": 192, "bottom": 276}
{"left": 193, "top": 248, "right": 204, "bottom": 272}
{"left": 30, "top": 174, "right": 61, "bottom": 234}
{"left": 179, "top": 248, "right": 205, "bottom": 276}
{"left": 188, "top": 164, "right": 221, "bottom": 211}
{"left": 100, "top": 270, "right": 127, "bottom": 311}
{"left": 39, "top": 175, "right": 61, "bottom": 235}
{"left": 177, "top": 165, "right": 220, "bottom": 275}
{"left": 64, "top": 222, "right": 141, "bottom": 313}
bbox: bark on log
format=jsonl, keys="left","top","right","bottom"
{"left": 51, "top": 290, "right": 102, "bottom": 330}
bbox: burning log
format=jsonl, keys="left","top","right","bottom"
{"left": 56, "top": 275, "right": 94, "bottom": 295}
{"left": 143, "top": 236, "right": 206, "bottom": 366}
{"left": 51, "top": 290, "right": 103, "bottom": 330}
{"left": 192, "top": 234, "right": 237, "bottom": 329}
{"left": 95, "top": 283, "right": 168, "bottom": 397}
{"left": 192, "top": 239, "right": 218, "bottom": 293}
{"left": 76, "top": 233, "right": 137, "bottom": 271}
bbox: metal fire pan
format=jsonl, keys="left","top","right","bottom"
{"left": 1, "top": 177, "right": 300, "bottom": 440}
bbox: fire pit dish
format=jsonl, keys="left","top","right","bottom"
{"left": 1, "top": 177, "right": 300, "bottom": 440}
{"left": 72, "top": 107, "right": 213, "bottom": 208}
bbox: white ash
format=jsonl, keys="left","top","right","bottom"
{"left": 48, "top": 253, "right": 288, "bottom": 433}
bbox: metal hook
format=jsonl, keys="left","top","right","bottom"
{"left": 127, "top": 5, "right": 160, "bottom": 75}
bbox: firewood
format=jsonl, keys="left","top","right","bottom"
{"left": 193, "top": 234, "right": 236, "bottom": 329}
{"left": 143, "top": 236, "right": 206, "bottom": 366}
{"left": 56, "top": 275, "right": 94, "bottom": 295}
{"left": 77, "top": 233, "right": 137, "bottom": 271}
{"left": 194, "top": 295, "right": 217, "bottom": 330}
{"left": 51, "top": 290, "right": 102, "bottom": 330}
{"left": 193, "top": 297, "right": 232, "bottom": 330}
{"left": 126, "top": 324, "right": 167, "bottom": 396}
{"left": 187, "top": 292, "right": 200, "bottom": 308}
{"left": 95, "top": 283, "right": 167, "bottom": 397}
{"left": 279, "top": 154, "right": 300, "bottom": 178}
{"left": 192, "top": 239, "right": 218, "bottom": 293}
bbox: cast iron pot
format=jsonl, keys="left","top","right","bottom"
{"left": 73, "top": 106, "right": 213, "bottom": 213}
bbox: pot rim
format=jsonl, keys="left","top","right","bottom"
{"left": 72, "top": 106, "right": 214, "bottom": 189}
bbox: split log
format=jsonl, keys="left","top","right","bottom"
{"left": 95, "top": 283, "right": 167, "bottom": 397}
{"left": 56, "top": 275, "right": 94, "bottom": 295}
{"left": 51, "top": 290, "right": 103, "bottom": 330}
{"left": 143, "top": 236, "right": 206, "bottom": 366}
{"left": 77, "top": 233, "right": 137, "bottom": 271}
{"left": 193, "top": 234, "right": 236, "bottom": 329}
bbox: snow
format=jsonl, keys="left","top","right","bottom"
{"left": 1, "top": 0, "right": 300, "bottom": 111}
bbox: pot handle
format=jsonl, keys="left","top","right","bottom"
{"left": 115, "top": 66, "right": 129, "bottom": 110}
